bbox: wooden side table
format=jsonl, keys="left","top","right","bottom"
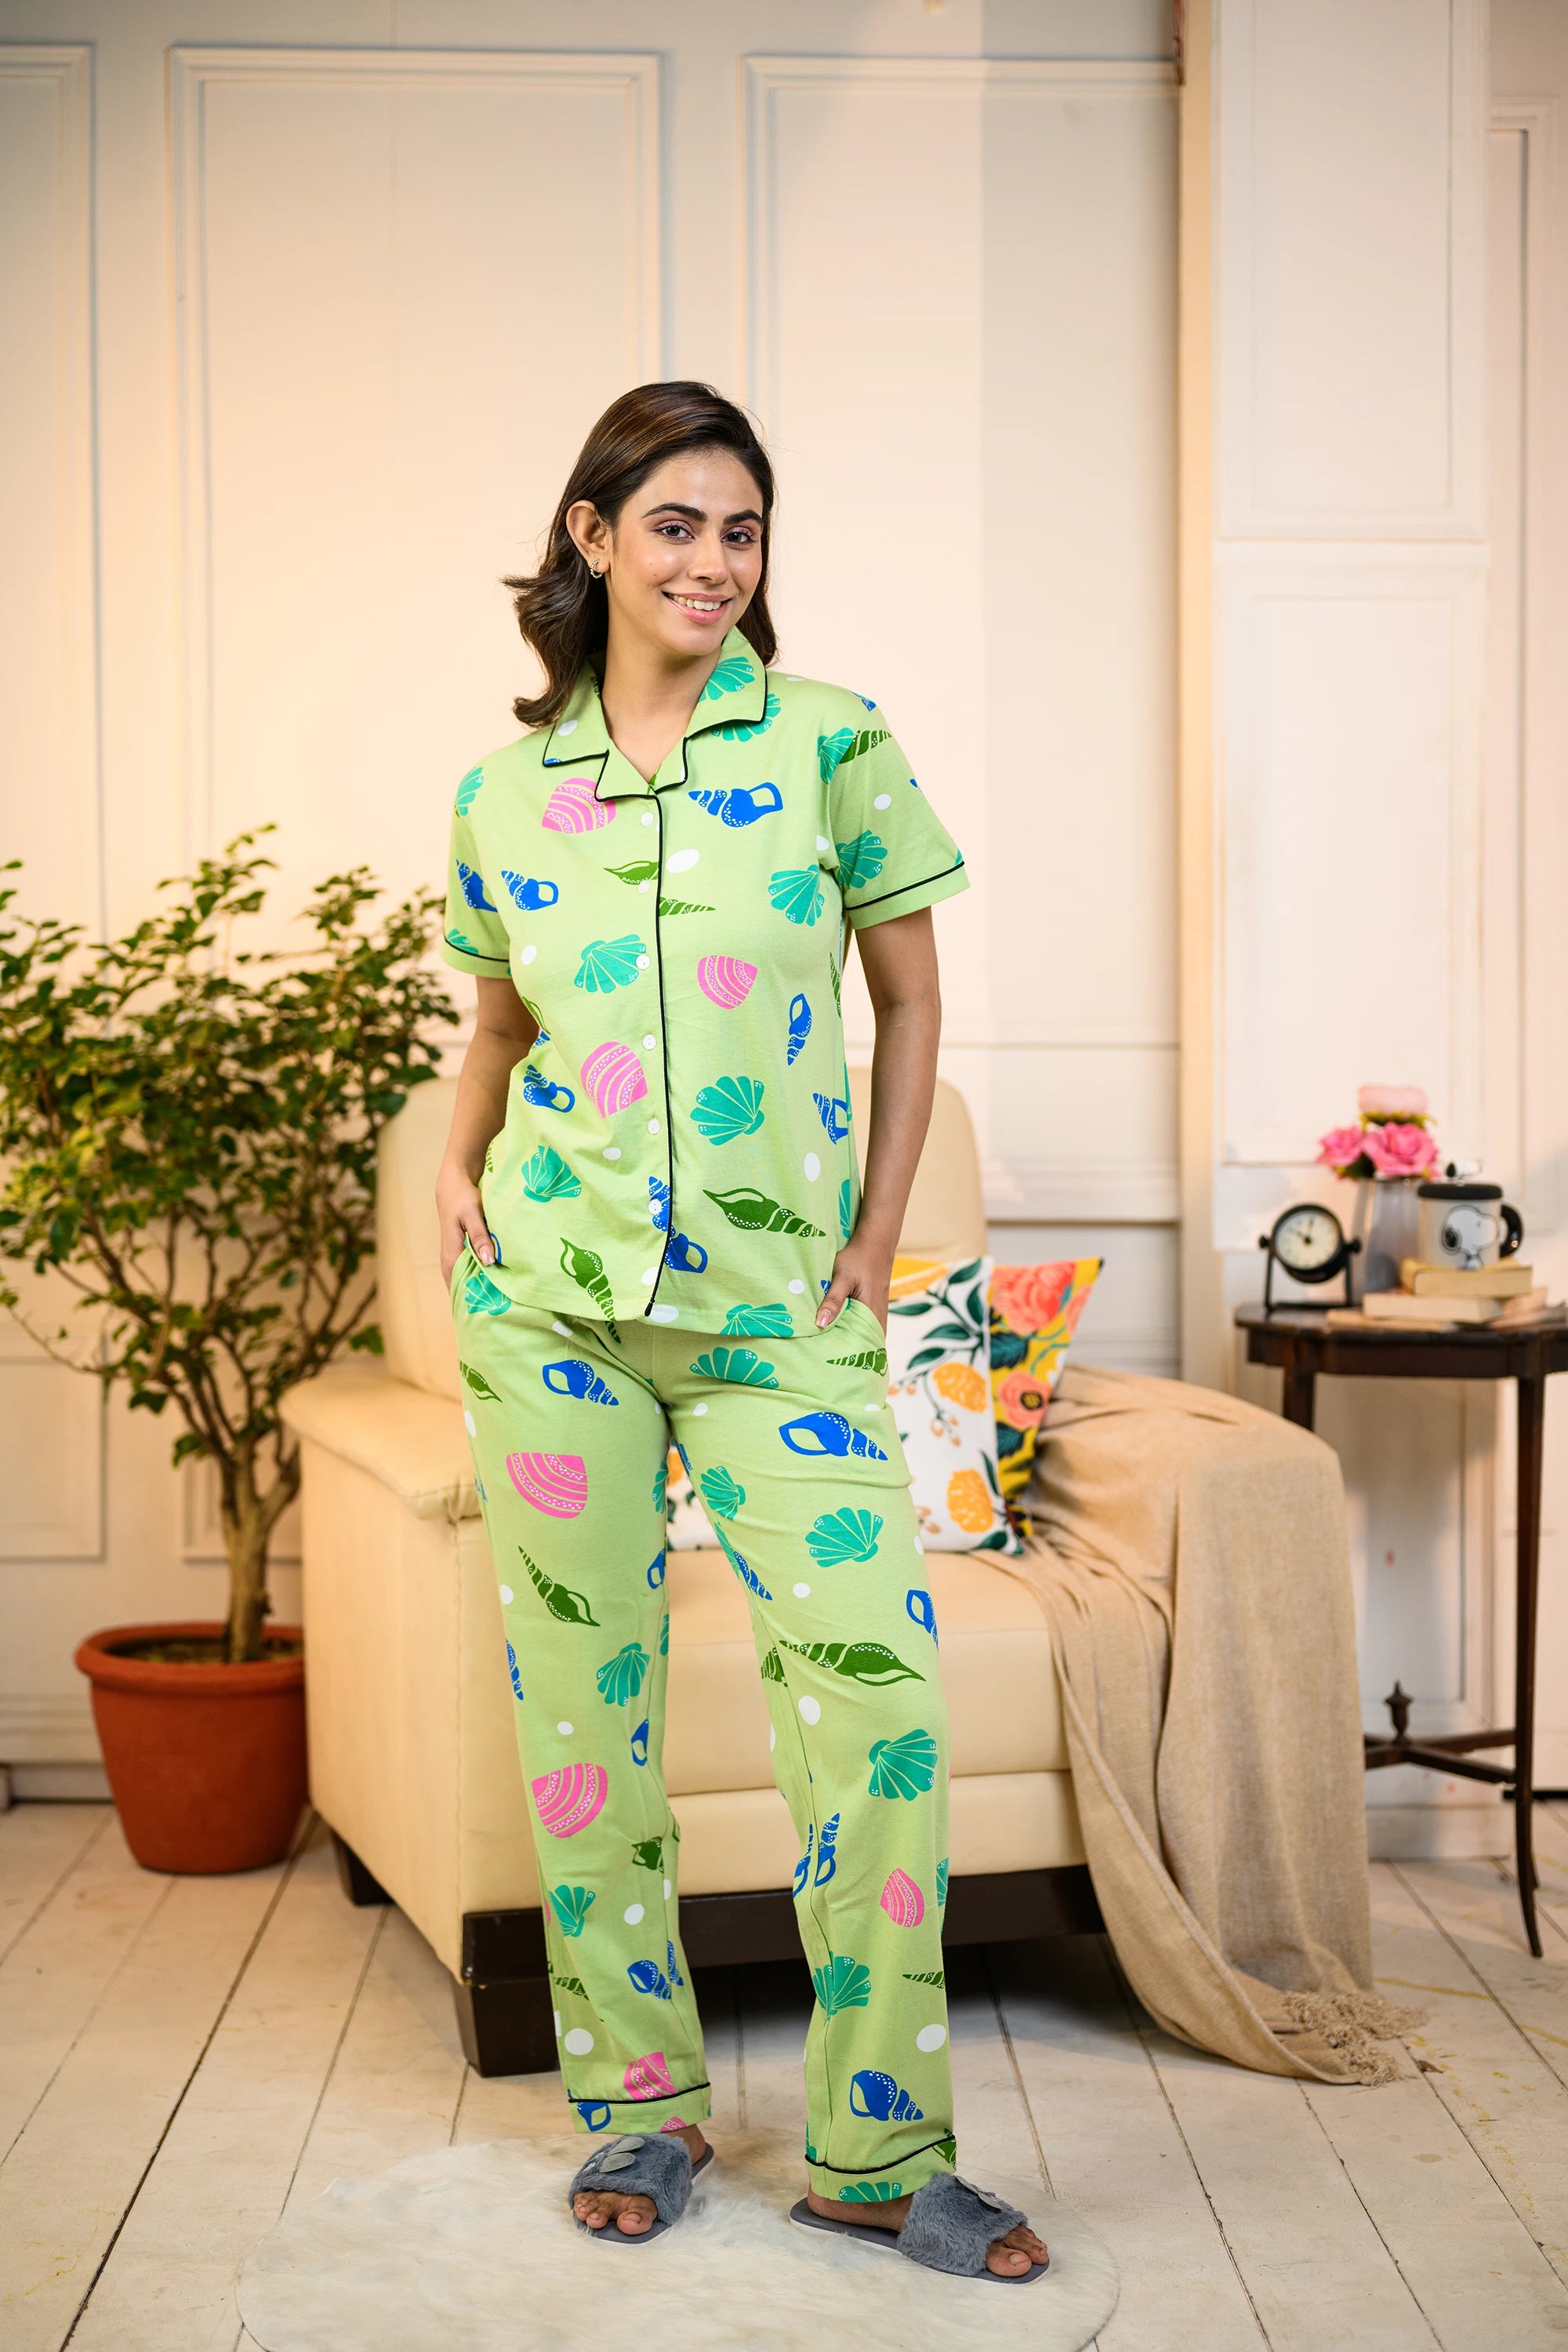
{"left": 1236, "top": 1305, "right": 1568, "bottom": 1957}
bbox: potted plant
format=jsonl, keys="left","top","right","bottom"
{"left": 0, "top": 838, "right": 454, "bottom": 1871}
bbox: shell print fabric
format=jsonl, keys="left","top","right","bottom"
{"left": 441, "top": 630, "right": 965, "bottom": 1327}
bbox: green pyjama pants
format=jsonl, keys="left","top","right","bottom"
{"left": 451, "top": 1249, "right": 957, "bottom": 2204}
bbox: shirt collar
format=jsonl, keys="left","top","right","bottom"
{"left": 542, "top": 629, "right": 770, "bottom": 800}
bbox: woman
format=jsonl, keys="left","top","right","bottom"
{"left": 436, "top": 382, "right": 1047, "bottom": 2283}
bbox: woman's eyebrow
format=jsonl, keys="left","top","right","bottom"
{"left": 641, "top": 500, "right": 764, "bottom": 525}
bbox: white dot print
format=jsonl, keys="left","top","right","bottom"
{"left": 638, "top": 879, "right": 651, "bottom": 892}
{"left": 498, "top": 1584, "right": 514, "bottom": 1605}
{"left": 521, "top": 944, "right": 536, "bottom": 964}
{"left": 557, "top": 1720, "right": 573, "bottom": 1735}
{"left": 603, "top": 1146, "right": 621, "bottom": 1160}
{"left": 799, "top": 1695, "right": 821, "bottom": 1725}
{"left": 650, "top": 1303, "right": 678, "bottom": 1323}
{"left": 554, "top": 2009, "right": 561, "bottom": 2033}
{"left": 666, "top": 848, "right": 701, "bottom": 874}
{"left": 463, "top": 1410, "right": 476, "bottom": 1436}
{"left": 663, "top": 1878, "right": 673, "bottom": 1898}
{"left": 641, "top": 1268, "right": 659, "bottom": 1287}
{"left": 557, "top": 718, "right": 578, "bottom": 736}
{"left": 916, "top": 2024, "right": 947, "bottom": 2053}
{"left": 788, "top": 1279, "right": 806, "bottom": 1294}
{"left": 564, "top": 2027, "right": 594, "bottom": 2056}
{"left": 787, "top": 674, "right": 804, "bottom": 682}
{"left": 873, "top": 793, "right": 891, "bottom": 809}
{"left": 623, "top": 1903, "right": 644, "bottom": 1926}
{"left": 692, "top": 1401, "right": 708, "bottom": 1417}
{"left": 804, "top": 1152, "right": 820, "bottom": 1180}
{"left": 793, "top": 1581, "right": 811, "bottom": 1598}
{"left": 817, "top": 835, "right": 831, "bottom": 853}
{"left": 552, "top": 1320, "right": 573, "bottom": 1338}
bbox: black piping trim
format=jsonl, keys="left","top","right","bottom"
{"left": 808, "top": 2136, "right": 954, "bottom": 2176}
{"left": 844, "top": 858, "right": 967, "bottom": 919}
{"left": 443, "top": 933, "right": 512, "bottom": 967}
{"left": 565, "top": 2078, "right": 712, "bottom": 2106}
{"left": 643, "top": 793, "right": 675, "bottom": 1316}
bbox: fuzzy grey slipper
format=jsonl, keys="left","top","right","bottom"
{"left": 789, "top": 2172, "right": 1050, "bottom": 2283}
{"left": 568, "top": 2133, "right": 714, "bottom": 2246}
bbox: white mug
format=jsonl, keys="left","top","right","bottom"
{"left": 1416, "top": 1181, "right": 1523, "bottom": 1272}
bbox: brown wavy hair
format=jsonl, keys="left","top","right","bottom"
{"left": 503, "top": 382, "right": 779, "bottom": 728}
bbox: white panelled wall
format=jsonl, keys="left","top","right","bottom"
{"left": 1, "top": 0, "right": 1561, "bottom": 1851}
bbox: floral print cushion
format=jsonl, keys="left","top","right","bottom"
{"left": 989, "top": 1260, "right": 1102, "bottom": 1529}
{"left": 884, "top": 1255, "right": 1018, "bottom": 1555}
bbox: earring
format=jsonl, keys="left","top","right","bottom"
{"left": 589, "top": 559, "right": 603, "bottom": 579}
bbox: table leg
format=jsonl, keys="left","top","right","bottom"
{"left": 1280, "top": 1345, "right": 1316, "bottom": 1430}
{"left": 1514, "top": 1375, "right": 1546, "bottom": 1958}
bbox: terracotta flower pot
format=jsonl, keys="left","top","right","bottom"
{"left": 74, "top": 1621, "right": 308, "bottom": 1874}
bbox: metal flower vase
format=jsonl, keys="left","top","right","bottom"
{"left": 1351, "top": 1178, "right": 1421, "bottom": 1297}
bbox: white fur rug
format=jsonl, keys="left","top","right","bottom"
{"left": 238, "top": 2132, "right": 1118, "bottom": 2352}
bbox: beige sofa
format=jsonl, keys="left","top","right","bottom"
{"left": 281, "top": 1071, "right": 1096, "bottom": 2074}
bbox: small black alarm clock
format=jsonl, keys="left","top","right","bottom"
{"left": 1258, "top": 1203, "right": 1361, "bottom": 1313}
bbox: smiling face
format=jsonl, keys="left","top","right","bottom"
{"left": 566, "top": 447, "right": 767, "bottom": 669}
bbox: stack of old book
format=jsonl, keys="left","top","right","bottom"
{"left": 1327, "top": 1259, "right": 1563, "bottom": 1332}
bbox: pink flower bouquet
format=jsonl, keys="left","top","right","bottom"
{"left": 1316, "top": 1087, "right": 1440, "bottom": 1181}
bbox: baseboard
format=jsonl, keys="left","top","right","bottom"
{"left": 4, "top": 1762, "right": 112, "bottom": 1802}
{"left": 1365, "top": 1802, "right": 1511, "bottom": 1861}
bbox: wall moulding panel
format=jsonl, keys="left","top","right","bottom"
{"left": 1217, "top": 547, "right": 1486, "bottom": 1176}
{"left": 168, "top": 45, "right": 661, "bottom": 921}
{"left": 1218, "top": 0, "right": 1486, "bottom": 540}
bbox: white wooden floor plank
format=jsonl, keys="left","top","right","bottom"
{"left": 1137, "top": 2027, "right": 1442, "bottom": 2352}
{"left": 67, "top": 1821, "right": 380, "bottom": 2352}
{"left": 280, "top": 1906, "right": 466, "bottom": 2214}
{"left": 0, "top": 1816, "right": 172, "bottom": 2164}
{"left": 0, "top": 1855, "right": 292, "bottom": 2352}
{"left": 1396, "top": 1858, "right": 1568, "bottom": 2095}
{"left": 1368, "top": 1864, "right": 1568, "bottom": 2285}
{"left": 993, "top": 1936, "right": 1267, "bottom": 2352}
{"left": 0, "top": 1804, "right": 111, "bottom": 1969}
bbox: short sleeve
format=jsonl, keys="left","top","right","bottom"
{"left": 441, "top": 767, "right": 513, "bottom": 978}
{"left": 825, "top": 709, "right": 968, "bottom": 931}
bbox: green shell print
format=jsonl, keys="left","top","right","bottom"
{"left": 769, "top": 867, "right": 825, "bottom": 927}
{"left": 835, "top": 832, "right": 888, "bottom": 892}
{"left": 688, "top": 1346, "right": 779, "bottom": 1389}
{"left": 716, "top": 690, "right": 779, "bottom": 742}
{"left": 631, "top": 1836, "right": 663, "bottom": 1871}
{"left": 829, "top": 1346, "right": 887, "bottom": 1375}
{"left": 811, "top": 1952, "right": 873, "bottom": 2019}
{"left": 455, "top": 764, "right": 484, "bottom": 814}
{"left": 868, "top": 1728, "right": 940, "bottom": 1798}
{"left": 463, "top": 1266, "right": 509, "bottom": 1317}
{"left": 605, "top": 858, "right": 659, "bottom": 887}
{"left": 574, "top": 935, "right": 646, "bottom": 993}
{"left": 806, "top": 1508, "right": 884, "bottom": 1565}
{"left": 551, "top": 1972, "right": 589, "bottom": 1998}
{"left": 521, "top": 1144, "right": 580, "bottom": 1203}
{"left": 781, "top": 1639, "right": 922, "bottom": 1686}
{"left": 659, "top": 897, "right": 714, "bottom": 916}
{"left": 460, "top": 1363, "right": 502, "bottom": 1401}
{"left": 691, "top": 1076, "right": 764, "bottom": 1145}
{"left": 560, "top": 1238, "right": 619, "bottom": 1338}
{"left": 698, "top": 1465, "right": 746, "bottom": 1519}
{"left": 596, "top": 1641, "right": 649, "bottom": 1705}
{"left": 760, "top": 1645, "right": 786, "bottom": 1682}
{"left": 521, "top": 1547, "right": 600, "bottom": 1628}
{"left": 721, "top": 1302, "right": 794, "bottom": 1338}
{"left": 903, "top": 1970, "right": 946, "bottom": 1987}
{"left": 705, "top": 1187, "right": 826, "bottom": 1238}
{"left": 702, "top": 653, "right": 754, "bottom": 699}
{"left": 843, "top": 727, "right": 890, "bottom": 765}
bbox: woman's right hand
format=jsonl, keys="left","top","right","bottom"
{"left": 437, "top": 1156, "right": 495, "bottom": 1286}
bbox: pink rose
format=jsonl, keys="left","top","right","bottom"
{"left": 1361, "top": 1120, "right": 1439, "bottom": 1178}
{"left": 998, "top": 1367, "right": 1052, "bottom": 1431}
{"left": 1316, "top": 1125, "right": 1367, "bottom": 1173}
{"left": 992, "top": 1261, "right": 1073, "bottom": 1338}
{"left": 1357, "top": 1083, "right": 1428, "bottom": 1118}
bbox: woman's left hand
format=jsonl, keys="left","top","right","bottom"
{"left": 815, "top": 1240, "right": 895, "bottom": 1333}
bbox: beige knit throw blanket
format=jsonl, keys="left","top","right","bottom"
{"left": 997, "top": 1365, "right": 1417, "bottom": 2086}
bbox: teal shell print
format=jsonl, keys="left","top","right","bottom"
{"left": 936, "top": 1856, "right": 949, "bottom": 1908}
{"left": 716, "top": 689, "right": 779, "bottom": 741}
{"left": 698, "top": 1465, "right": 746, "bottom": 1519}
{"left": 701, "top": 653, "right": 754, "bottom": 699}
{"left": 806, "top": 1508, "right": 884, "bottom": 1566}
{"left": 595, "top": 1641, "right": 650, "bottom": 1705}
{"left": 835, "top": 832, "right": 888, "bottom": 892}
{"left": 717, "top": 1527, "right": 772, "bottom": 1601}
{"left": 691, "top": 1076, "right": 764, "bottom": 1145}
{"left": 817, "top": 728, "right": 855, "bottom": 782}
{"left": 460, "top": 1362, "right": 502, "bottom": 1401}
{"left": 721, "top": 1301, "right": 795, "bottom": 1338}
{"left": 521, "top": 1144, "right": 581, "bottom": 1203}
{"left": 839, "top": 2180, "right": 903, "bottom": 2202}
{"left": 463, "top": 1265, "right": 509, "bottom": 1317}
{"left": 838, "top": 1178, "right": 855, "bottom": 1243}
{"left": 447, "top": 929, "right": 480, "bottom": 955}
{"left": 705, "top": 1187, "right": 826, "bottom": 1238}
{"left": 811, "top": 1952, "right": 873, "bottom": 2019}
{"left": 868, "top": 1729, "right": 940, "bottom": 1799}
{"left": 575, "top": 935, "right": 646, "bottom": 993}
{"left": 781, "top": 1638, "right": 922, "bottom": 1686}
{"left": 548, "top": 1884, "right": 595, "bottom": 1938}
{"left": 455, "top": 764, "right": 484, "bottom": 814}
{"left": 769, "top": 867, "right": 825, "bottom": 927}
{"left": 689, "top": 1346, "right": 779, "bottom": 1389}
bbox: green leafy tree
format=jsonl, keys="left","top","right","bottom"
{"left": 0, "top": 837, "right": 457, "bottom": 1661}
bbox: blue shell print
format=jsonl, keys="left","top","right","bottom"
{"left": 456, "top": 861, "right": 495, "bottom": 913}
{"left": 786, "top": 993, "right": 812, "bottom": 1065}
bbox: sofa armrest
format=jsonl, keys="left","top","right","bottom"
{"left": 281, "top": 1365, "right": 477, "bottom": 1522}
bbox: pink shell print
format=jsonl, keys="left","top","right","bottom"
{"left": 582, "top": 1040, "right": 648, "bottom": 1117}
{"left": 532, "top": 1762, "right": 608, "bottom": 1838}
{"left": 624, "top": 2049, "right": 677, "bottom": 2101}
{"left": 879, "top": 1867, "right": 926, "bottom": 1928}
{"left": 506, "top": 1451, "right": 587, "bottom": 1517}
{"left": 696, "top": 955, "right": 758, "bottom": 1010}
{"left": 542, "top": 776, "right": 616, "bottom": 833}
{"left": 659, "top": 2115, "right": 688, "bottom": 2134}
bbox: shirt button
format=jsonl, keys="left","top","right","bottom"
{"left": 642, "top": 1034, "right": 657, "bottom": 1051}
{"left": 648, "top": 1118, "right": 660, "bottom": 1135}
